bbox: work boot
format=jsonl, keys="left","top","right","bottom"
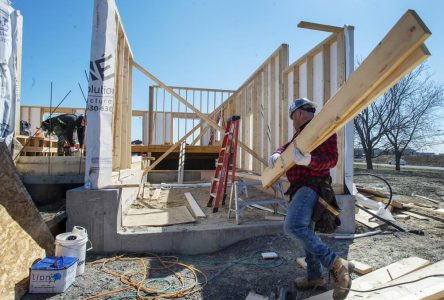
{"left": 294, "top": 277, "right": 326, "bottom": 290}
{"left": 330, "top": 257, "right": 354, "bottom": 300}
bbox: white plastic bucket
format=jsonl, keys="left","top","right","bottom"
{"left": 55, "top": 226, "right": 92, "bottom": 276}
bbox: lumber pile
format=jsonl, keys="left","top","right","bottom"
{"left": 355, "top": 187, "right": 443, "bottom": 229}
{"left": 307, "top": 257, "right": 444, "bottom": 299}
{"left": 262, "top": 10, "right": 431, "bottom": 188}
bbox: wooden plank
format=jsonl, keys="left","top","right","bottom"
{"left": 394, "top": 214, "right": 411, "bottom": 220}
{"left": 133, "top": 61, "right": 268, "bottom": 167}
{"left": 264, "top": 215, "right": 285, "bottom": 221}
{"left": 262, "top": 10, "right": 431, "bottom": 188}
{"left": 122, "top": 206, "right": 195, "bottom": 227}
{"left": 355, "top": 209, "right": 384, "bottom": 229}
{"left": 357, "top": 187, "right": 389, "bottom": 198}
{"left": 112, "top": 32, "right": 124, "bottom": 170}
{"left": 122, "top": 45, "right": 131, "bottom": 169}
{"left": 22, "top": 146, "right": 57, "bottom": 153}
{"left": 401, "top": 211, "right": 430, "bottom": 220}
{"left": 148, "top": 86, "right": 154, "bottom": 145}
{"left": 296, "top": 257, "right": 307, "bottom": 269}
{"left": 372, "top": 196, "right": 403, "bottom": 209}
{"left": 132, "top": 144, "right": 220, "bottom": 154}
{"left": 307, "top": 257, "right": 431, "bottom": 300}
{"left": 403, "top": 203, "right": 444, "bottom": 216}
{"left": 298, "top": 21, "right": 343, "bottom": 33}
{"left": 279, "top": 45, "right": 289, "bottom": 145}
{"left": 126, "top": 53, "right": 133, "bottom": 168}
{"left": 347, "top": 260, "right": 444, "bottom": 300}
{"left": 349, "top": 260, "right": 373, "bottom": 275}
{"left": 150, "top": 85, "right": 235, "bottom": 93}
{"left": 413, "top": 194, "right": 440, "bottom": 204}
{"left": 184, "top": 192, "right": 206, "bottom": 218}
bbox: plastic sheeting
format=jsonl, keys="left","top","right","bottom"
{"left": 84, "top": 0, "right": 117, "bottom": 189}
{"left": 0, "top": 1, "right": 20, "bottom": 149}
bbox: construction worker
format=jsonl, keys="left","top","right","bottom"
{"left": 268, "top": 98, "right": 353, "bottom": 300}
{"left": 40, "top": 114, "right": 85, "bottom": 156}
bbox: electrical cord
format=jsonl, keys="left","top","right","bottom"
{"left": 354, "top": 173, "right": 393, "bottom": 210}
{"left": 83, "top": 253, "right": 208, "bottom": 300}
{"left": 84, "top": 251, "right": 285, "bottom": 300}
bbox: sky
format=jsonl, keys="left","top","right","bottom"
{"left": 12, "top": 0, "right": 444, "bottom": 153}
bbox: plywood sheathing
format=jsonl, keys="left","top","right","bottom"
{"left": 0, "top": 142, "right": 55, "bottom": 299}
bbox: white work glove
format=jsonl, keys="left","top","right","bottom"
{"left": 70, "top": 146, "right": 78, "bottom": 153}
{"left": 268, "top": 153, "right": 281, "bottom": 168}
{"left": 293, "top": 149, "right": 311, "bottom": 166}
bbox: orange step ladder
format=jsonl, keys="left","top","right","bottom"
{"left": 207, "top": 115, "right": 240, "bottom": 213}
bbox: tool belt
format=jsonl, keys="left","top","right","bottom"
{"left": 291, "top": 176, "right": 341, "bottom": 234}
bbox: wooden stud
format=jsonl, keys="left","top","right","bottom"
{"left": 148, "top": 86, "right": 154, "bottom": 145}
{"left": 112, "top": 32, "right": 123, "bottom": 170}
{"left": 322, "top": 44, "right": 331, "bottom": 102}
{"left": 307, "top": 55, "right": 314, "bottom": 100}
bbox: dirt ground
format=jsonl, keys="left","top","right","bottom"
{"left": 23, "top": 167, "right": 444, "bottom": 300}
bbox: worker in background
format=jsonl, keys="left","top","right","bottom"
{"left": 268, "top": 98, "right": 353, "bottom": 300}
{"left": 40, "top": 114, "right": 85, "bottom": 156}
{"left": 19, "top": 120, "right": 31, "bottom": 136}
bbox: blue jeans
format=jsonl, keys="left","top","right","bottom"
{"left": 284, "top": 186, "right": 337, "bottom": 279}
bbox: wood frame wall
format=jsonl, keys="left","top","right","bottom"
{"left": 282, "top": 31, "right": 347, "bottom": 193}
{"left": 222, "top": 45, "right": 289, "bottom": 173}
{"left": 111, "top": 11, "right": 133, "bottom": 171}
{"left": 146, "top": 85, "right": 234, "bottom": 145}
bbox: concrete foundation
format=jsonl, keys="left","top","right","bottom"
{"left": 65, "top": 161, "right": 354, "bottom": 254}
{"left": 66, "top": 186, "right": 283, "bottom": 254}
{"left": 335, "top": 194, "right": 356, "bottom": 234}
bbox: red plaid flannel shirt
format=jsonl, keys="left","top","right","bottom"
{"left": 274, "top": 133, "right": 338, "bottom": 197}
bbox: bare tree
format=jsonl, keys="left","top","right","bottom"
{"left": 354, "top": 102, "right": 391, "bottom": 169}
{"left": 377, "top": 65, "right": 444, "bottom": 170}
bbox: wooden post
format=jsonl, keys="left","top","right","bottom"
{"left": 148, "top": 86, "right": 154, "bottom": 145}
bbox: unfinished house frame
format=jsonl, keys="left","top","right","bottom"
{"left": 13, "top": 1, "right": 431, "bottom": 255}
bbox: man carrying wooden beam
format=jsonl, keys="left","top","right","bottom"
{"left": 268, "top": 98, "right": 353, "bottom": 300}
